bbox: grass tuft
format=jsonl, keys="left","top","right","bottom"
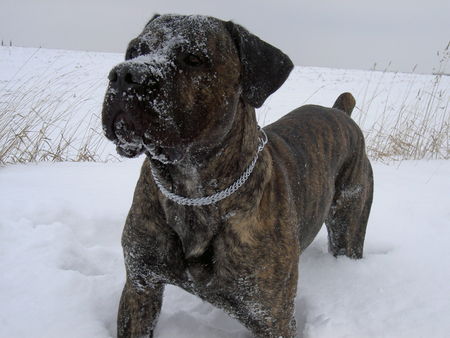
{"left": 353, "top": 43, "right": 449, "bottom": 162}
{"left": 0, "top": 51, "right": 119, "bottom": 165}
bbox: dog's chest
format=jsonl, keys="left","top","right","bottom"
{"left": 162, "top": 202, "right": 222, "bottom": 282}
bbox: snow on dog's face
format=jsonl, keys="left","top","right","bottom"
{"left": 102, "top": 15, "right": 241, "bottom": 162}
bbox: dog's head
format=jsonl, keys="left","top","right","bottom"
{"left": 102, "top": 14, "right": 293, "bottom": 162}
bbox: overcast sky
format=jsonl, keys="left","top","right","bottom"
{"left": 1, "top": 0, "right": 449, "bottom": 74}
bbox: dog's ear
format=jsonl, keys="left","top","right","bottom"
{"left": 225, "top": 21, "right": 294, "bottom": 108}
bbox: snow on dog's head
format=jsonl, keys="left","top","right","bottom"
{"left": 101, "top": 14, "right": 293, "bottom": 162}
{"left": 101, "top": 14, "right": 241, "bottom": 161}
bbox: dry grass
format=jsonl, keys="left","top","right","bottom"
{"left": 0, "top": 52, "right": 118, "bottom": 165}
{"left": 0, "top": 47, "right": 448, "bottom": 165}
{"left": 353, "top": 44, "right": 449, "bottom": 162}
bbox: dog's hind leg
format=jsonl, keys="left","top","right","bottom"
{"left": 325, "top": 158, "right": 373, "bottom": 259}
{"left": 117, "top": 280, "right": 164, "bottom": 338}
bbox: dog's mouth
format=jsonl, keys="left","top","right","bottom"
{"left": 108, "top": 111, "right": 185, "bottom": 163}
{"left": 144, "top": 142, "right": 186, "bottom": 164}
{"left": 111, "top": 112, "right": 145, "bottom": 158}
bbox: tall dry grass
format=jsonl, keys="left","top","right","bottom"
{"left": 0, "top": 46, "right": 448, "bottom": 165}
{"left": 0, "top": 50, "right": 118, "bottom": 165}
{"left": 353, "top": 43, "right": 449, "bottom": 162}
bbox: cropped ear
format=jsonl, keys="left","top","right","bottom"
{"left": 225, "top": 21, "right": 294, "bottom": 108}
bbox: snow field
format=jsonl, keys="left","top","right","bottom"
{"left": 0, "top": 160, "right": 449, "bottom": 337}
{"left": 1, "top": 46, "right": 449, "bottom": 337}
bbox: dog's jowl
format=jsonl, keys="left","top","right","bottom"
{"left": 102, "top": 14, "right": 373, "bottom": 338}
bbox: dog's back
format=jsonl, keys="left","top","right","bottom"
{"left": 265, "top": 93, "right": 373, "bottom": 256}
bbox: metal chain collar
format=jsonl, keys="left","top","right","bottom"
{"left": 150, "top": 127, "right": 268, "bottom": 206}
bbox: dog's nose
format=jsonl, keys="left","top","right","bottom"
{"left": 108, "top": 63, "right": 144, "bottom": 89}
{"left": 108, "top": 62, "right": 159, "bottom": 91}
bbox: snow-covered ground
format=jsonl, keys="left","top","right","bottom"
{"left": 1, "top": 160, "right": 449, "bottom": 338}
{"left": 1, "top": 47, "right": 449, "bottom": 337}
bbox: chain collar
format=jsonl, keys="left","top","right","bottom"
{"left": 150, "top": 127, "right": 268, "bottom": 206}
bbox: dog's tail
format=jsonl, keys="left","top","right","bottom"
{"left": 333, "top": 92, "right": 356, "bottom": 116}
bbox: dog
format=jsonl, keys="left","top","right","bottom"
{"left": 102, "top": 14, "right": 373, "bottom": 338}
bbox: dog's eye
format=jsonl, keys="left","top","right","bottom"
{"left": 125, "top": 47, "right": 138, "bottom": 60}
{"left": 126, "top": 43, "right": 151, "bottom": 61}
{"left": 183, "top": 54, "right": 203, "bottom": 67}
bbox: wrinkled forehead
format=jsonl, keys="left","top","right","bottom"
{"left": 138, "top": 15, "right": 224, "bottom": 55}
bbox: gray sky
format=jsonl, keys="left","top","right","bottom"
{"left": 1, "top": 0, "right": 449, "bottom": 74}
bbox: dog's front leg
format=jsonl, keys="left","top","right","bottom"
{"left": 117, "top": 279, "right": 164, "bottom": 338}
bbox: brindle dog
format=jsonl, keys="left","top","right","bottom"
{"left": 102, "top": 14, "right": 373, "bottom": 338}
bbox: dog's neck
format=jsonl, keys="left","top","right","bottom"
{"left": 147, "top": 101, "right": 266, "bottom": 264}
{"left": 149, "top": 101, "right": 260, "bottom": 203}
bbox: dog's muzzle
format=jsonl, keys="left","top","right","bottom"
{"left": 102, "top": 62, "right": 160, "bottom": 157}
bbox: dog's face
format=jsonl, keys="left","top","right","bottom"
{"left": 102, "top": 15, "right": 241, "bottom": 162}
{"left": 102, "top": 14, "right": 293, "bottom": 162}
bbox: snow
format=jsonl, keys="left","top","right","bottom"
{"left": 1, "top": 46, "right": 449, "bottom": 337}
{"left": 1, "top": 160, "right": 449, "bottom": 337}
